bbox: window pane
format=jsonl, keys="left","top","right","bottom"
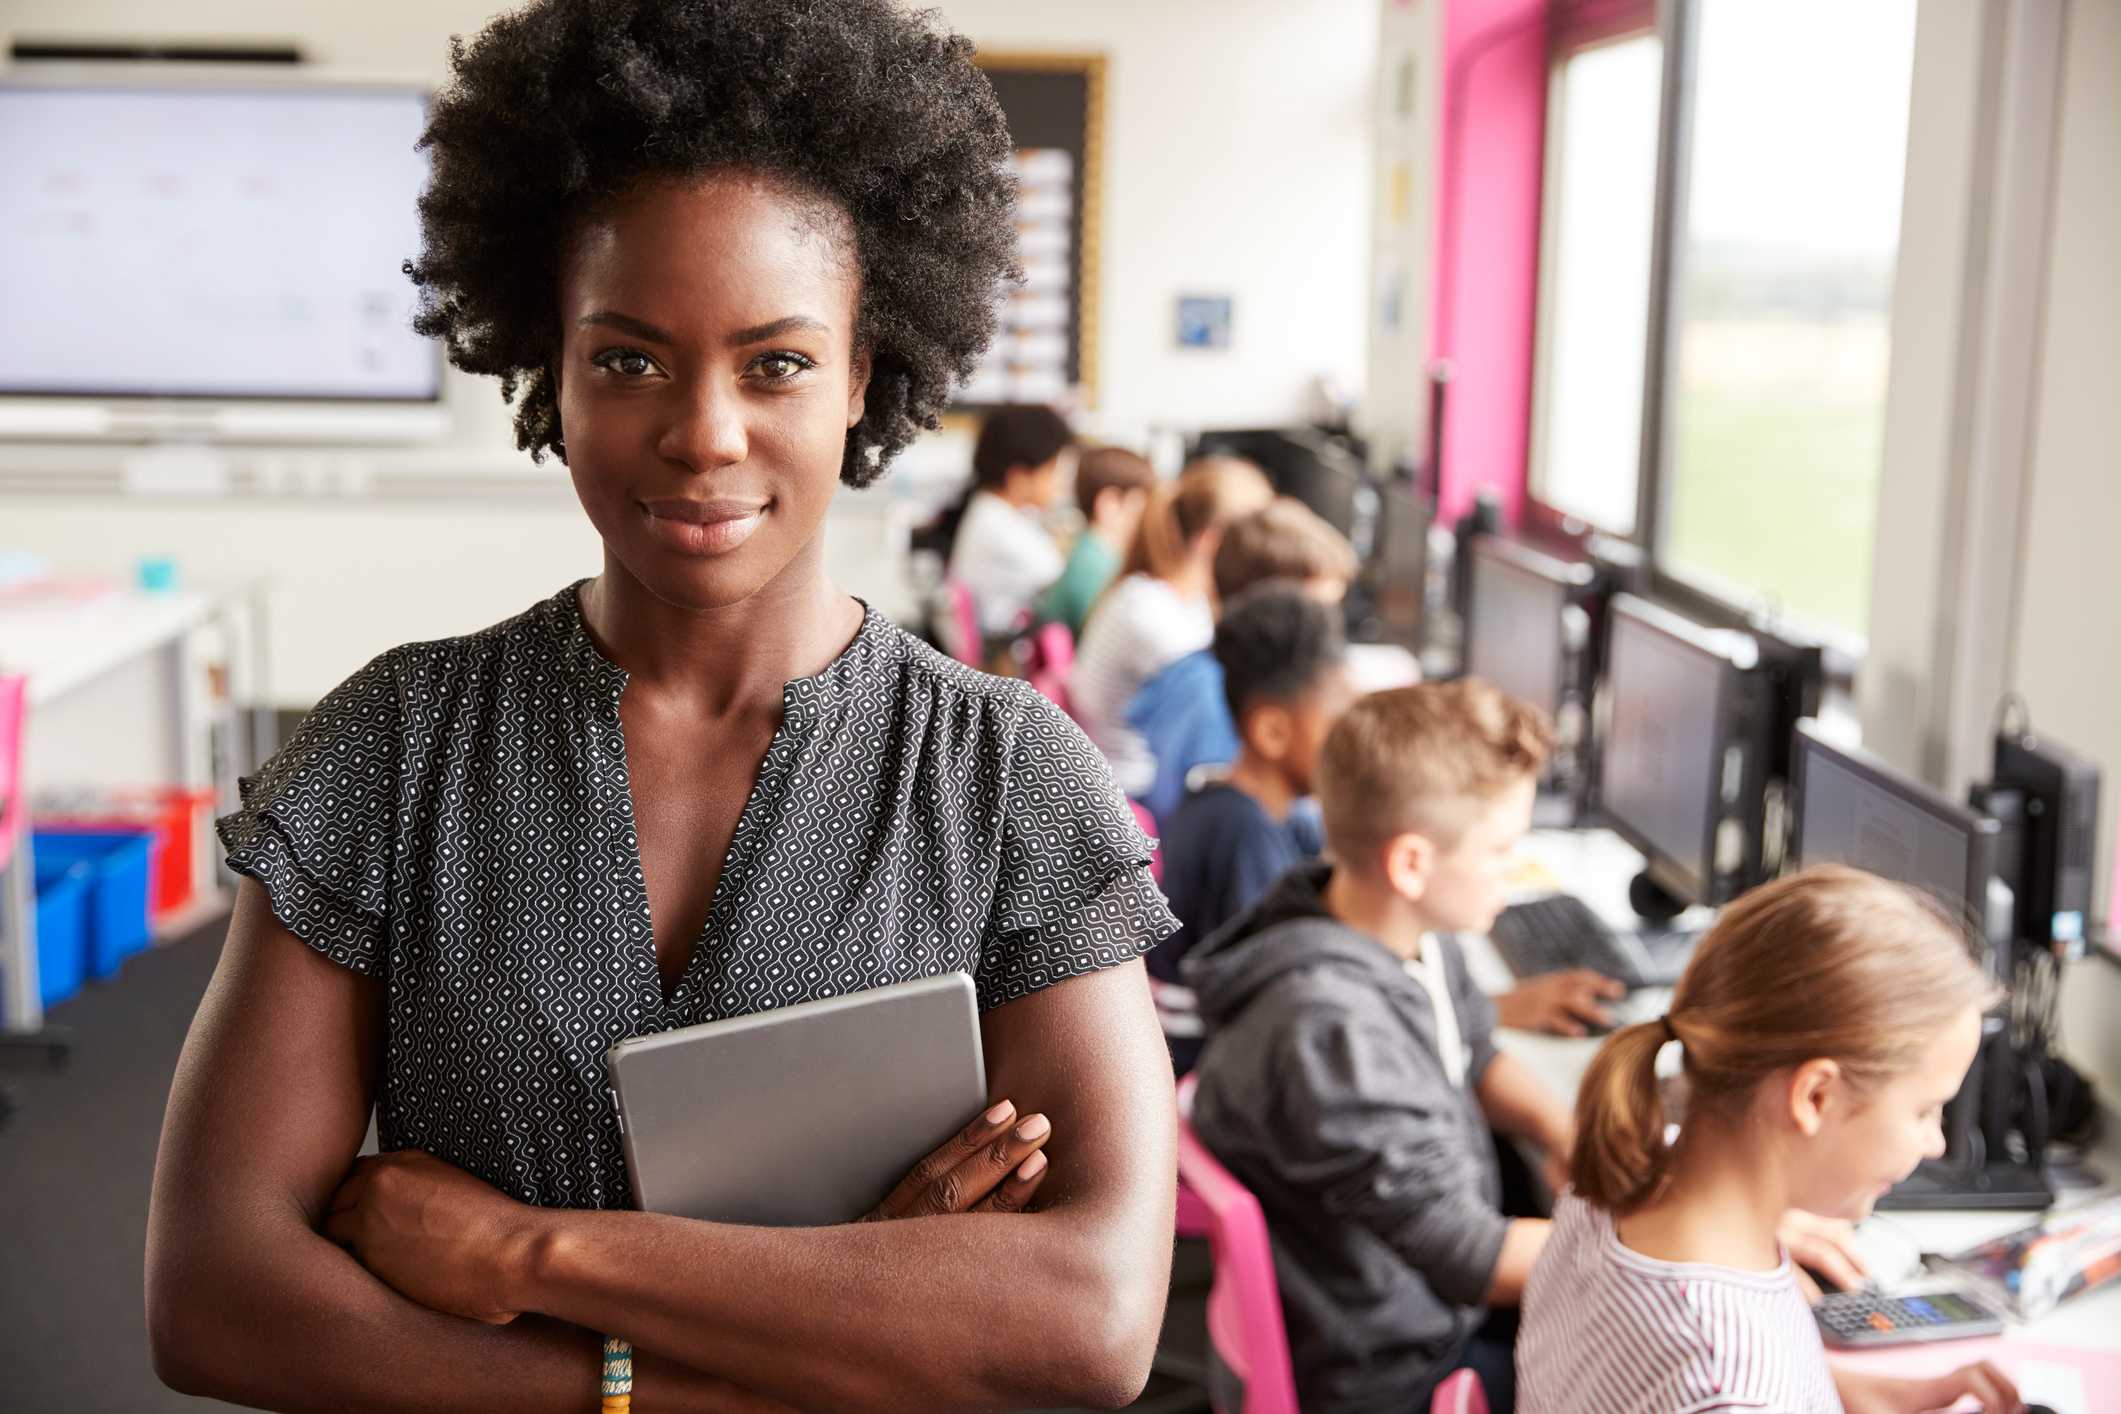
{"left": 1533, "top": 33, "right": 1661, "bottom": 536}
{"left": 1663, "top": 0, "right": 1918, "bottom": 639}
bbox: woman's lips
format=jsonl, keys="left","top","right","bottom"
{"left": 639, "top": 497, "right": 766, "bottom": 557}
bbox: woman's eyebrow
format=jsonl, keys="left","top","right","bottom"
{"left": 727, "top": 314, "right": 831, "bottom": 346}
{"left": 578, "top": 310, "right": 675, "bottom": 343}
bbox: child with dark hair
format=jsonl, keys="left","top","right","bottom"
{"left": 1129, "top": 498, "right": 1357, "bottom": 825}
{"left": 1149, "top": 585, "right": 1355, "bottom": 1069}
{"left": 1039, "top": 445, "right": 1157, "bottom": 635}
{"left": 948, "top": 403, "right": 1074, "bottom": 638}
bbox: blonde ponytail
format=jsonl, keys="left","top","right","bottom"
{"left": 1569, "top": 865, "right": 1998, "bottom": 1214}
{"left": 1570, "top": 1018, "right": 1679, "bottom": 1210}
{"left": 1121, "top": 455, "right": 1273, "bottom": 582}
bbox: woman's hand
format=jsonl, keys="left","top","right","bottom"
{"left": 324, "top": 1149, "right": 540, "bottom": 1325}
{"left": 1777, "top": 1207, "right": 1870, "bottom": 1300}
{"left": 862, "top": 1099, "right": 1053, "bottom": 1220}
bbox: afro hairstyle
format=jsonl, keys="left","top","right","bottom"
{"left": 403, "top": 0, "right": 1021, "bottom": 486}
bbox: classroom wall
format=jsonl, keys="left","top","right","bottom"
{"left": 2006, "top": 0, "right": 2121, "bottom": 1092}
{"left": 0, "top": 0, "right": 1377, "bottom": 700}
{"left": 1865, "top": 0, "right": 2120, "bottom": 1103}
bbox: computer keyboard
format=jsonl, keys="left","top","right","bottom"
{"left": 1489, "top": 894, "right": 1693, "bottom": 991}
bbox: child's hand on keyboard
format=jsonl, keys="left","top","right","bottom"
{"left": 1496, "top": 970, "right": 1627, "bottom": 1037}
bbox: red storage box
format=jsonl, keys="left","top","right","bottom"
{"left": 36, "top": 785, "right": 217, "bottom": 920}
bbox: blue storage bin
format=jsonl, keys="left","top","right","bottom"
{"left": 33, "top": 829, "right": 157, "bottom": 979}
{"left": 31, "top": 857, "right": 91, "bottom": 1008}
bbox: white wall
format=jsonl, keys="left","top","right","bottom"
{"left": 0, "top": 0, "right": 1376, "bottom": 700}
{"left": 2008, "top": 0, "right": 2121, "bottom": 1091}
{"left": 1866, "top": 0, "right": 2121, "bottom": 1105}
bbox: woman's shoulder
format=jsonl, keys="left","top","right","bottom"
{"left": 865, "top": 610, "right": 1064, "bottom": 740}
{"left": 313, "top": 585, "right": 588, "bottom": 717}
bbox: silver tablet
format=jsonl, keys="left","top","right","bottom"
{"left": 606, "top": 971, "right": 988, "bottom": 1226}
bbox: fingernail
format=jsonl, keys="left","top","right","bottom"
{"left": 984, "top": 1101, "right": 1014, "bottom": 1127}
{"left": 1015, "top": 1113, "right": 1051, "bottom": 1142}
{"left": 1017, "top": 1151, "right": 1048, "bottom": 1180}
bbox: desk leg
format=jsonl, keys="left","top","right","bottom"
{"left": 0, "top": 841, "right": 41, "bottom": 1034}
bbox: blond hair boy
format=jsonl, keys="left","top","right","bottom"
{"left": 1183, "top": 680, "right": 1573, "bottom": 1414}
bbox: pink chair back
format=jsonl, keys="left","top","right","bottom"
{"left": 941, "top": 578, "right": 982, "bottom": 666}
{"left": 1024, "top": 622, "right": 1075, "bottom": 709}
{"left": 1174, "top": 1074, "right": 1300, "bottom": 1414}
{"left": 1430, "top": 1369, "right": 1490, "bottom": 1414}
{"left": 0, "top": 676, "right": 25, "bottom": 875}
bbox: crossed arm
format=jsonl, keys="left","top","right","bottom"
{"left": 147, "top": 880, "right": 1177, "bottom": 1412}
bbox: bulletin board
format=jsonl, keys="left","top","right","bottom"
{"left": 959, "top": 52, "right": 1106, "bottom": 411}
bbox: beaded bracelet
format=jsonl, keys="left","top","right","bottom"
{"left": 600, "top": 1336, "right": 634, "bottom": 1413}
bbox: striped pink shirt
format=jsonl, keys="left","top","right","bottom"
{"left": 1518, "top": 1194, "right": 1843, "bottom": 1413}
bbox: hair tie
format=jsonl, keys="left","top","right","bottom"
{"left": 1661, "top": 1015, "right": 1679, "bottom": 1046}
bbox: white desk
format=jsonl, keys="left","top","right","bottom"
{"left": 0, "top": 582, "right": 268, "bottom": 1031}
{"left": 1464, "top": 826, "right": 2121, "bottom": 1358}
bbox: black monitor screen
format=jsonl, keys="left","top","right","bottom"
{"left": 1465, "top": 544, "right": 1568, "bottom": 718}
{"left": 1792, "top": 727, "right": 1989, "bottom": 917}
{"left": 1601, "top": 603, "right": 1726, "bottom": 886}
{"left": 1194, "top": 428, "right": 1358, "bottom": 537}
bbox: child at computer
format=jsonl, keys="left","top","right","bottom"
{"left": 1038, "top": 445, "right": 1156, "bottom": 636}
{"left": 1149, "top": 585, "right": 1355, "bottom": 1070}
{"left": 945, "top": 403, "right": 1073, "bottom": 642}
{"left": 1153, "top": 633, "right": 1626, "bottom": 1061}
{"left": 1518, "top": 866, "right": 2025, "bottom": 1414}
{"left": 1069, "top": 455, "right": 1273, "bottom": 796}
{"left": 1128, "top": 497, "right": 1358, "bottom": 826}
{"left": 1184, "top": 680, "right": 1577, "bottom": 1413}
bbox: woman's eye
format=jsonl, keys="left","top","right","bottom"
{"left": 753, "top": 352, "right": 815, "bottom": 381}
{"left": 593, "top": 349, "right": 658, "bottom": 378}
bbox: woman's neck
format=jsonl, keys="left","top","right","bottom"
{"left": 1614, "top": 1120, "right": 1790, "bottom": 1273}
{"left": 580, "top": 543, "right": 862, "bottom": 714}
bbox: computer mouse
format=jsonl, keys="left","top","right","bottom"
{"left": 2023, "top": 1404, "right": 2058, "bottom": 1414}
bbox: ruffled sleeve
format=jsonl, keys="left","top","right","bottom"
{"left": 216, "top": 650, "right": 403, "bottom": 975}
{"left": 976, "top": 686, "right": 1177, "bottom": 1009}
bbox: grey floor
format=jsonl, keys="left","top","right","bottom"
{"left": 0, "top": 917, "right": 1210, "bottom": 1413}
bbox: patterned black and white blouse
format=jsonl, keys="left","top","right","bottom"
{"left": 218, "top": 582, "right": 1175, "bottom": 1211}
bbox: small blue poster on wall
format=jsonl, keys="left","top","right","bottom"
{"left": 1175, "top": 294, "right": 1233, "bottom": 350}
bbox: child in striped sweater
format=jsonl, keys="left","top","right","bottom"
{"left": 1518, "top": 866, "right": 2026, "bottom": 1414}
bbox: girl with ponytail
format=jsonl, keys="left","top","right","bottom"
{"left": 1517, "top": 865, "right": 2027, "bottom": 1414}
{"left": 1068, "top": 455, "right": 1273, "bottom": 794}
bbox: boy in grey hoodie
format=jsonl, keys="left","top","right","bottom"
{"left": 1184, "top": 680, "right": 1576, "bottom": 1414}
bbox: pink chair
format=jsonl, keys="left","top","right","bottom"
{"left": 1024, "top": 621, "right": 1075, "bottom": 709}
{"left": 1174, "top": 1073, "right": 1299, "bottom": 1414}
{"left": 1431, "top": 1369, "right": 1490, "bottom": 1414}
{"left": 0, "top": 675, "right": 25, "bottom": 875}
{"left": 939, "top": 578, "right": 983, "bottom": 666}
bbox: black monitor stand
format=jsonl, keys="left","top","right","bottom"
{"left": 1876, "top": 1159, "right": 2053, "bottom": 1212}
{"left": 1876, "top": 1020, "right": 2055, "bottom": 1213}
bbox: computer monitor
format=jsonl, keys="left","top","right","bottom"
{"left": 1789, "top": 721, "right": 2002, "bottom": 937}
{"left": 1596, "top": 593, "right": 1771, "bottom": 908}
{"left": 1353, "top": 475, "right": 1428, "bottom": 651}
{"left": 1190, "top": 427, "right": 1361, "bottom": 539}
{"left": 1787, "top": 722, "right": 2044, "bottom": 1204}
{"left": 1463, "top": 536, "right": 1593, "bottom": 721}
